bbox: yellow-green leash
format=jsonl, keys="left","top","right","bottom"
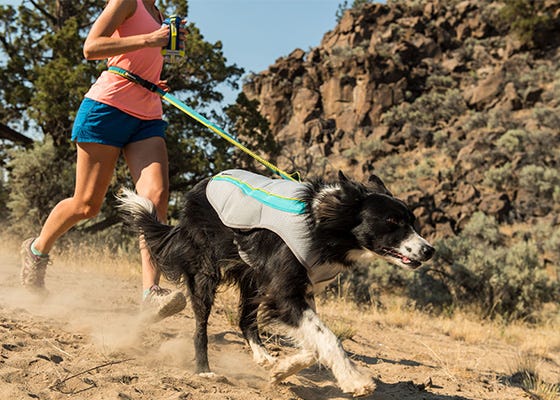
{"left": 108, "top": 66, "right": 300, "bottom": 182}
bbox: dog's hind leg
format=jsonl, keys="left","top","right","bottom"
{"left": 186, "top": 270, "right": 219, "bottom": 374}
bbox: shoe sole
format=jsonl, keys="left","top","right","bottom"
{"left": 145, "top": 291, "right": 187, "bottom": 323}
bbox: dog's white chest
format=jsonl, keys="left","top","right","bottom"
{"left": 206, "top": 170, "right": 318, "bottom": 269}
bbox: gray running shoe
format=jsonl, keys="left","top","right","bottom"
{"left": 20, "top": 238, "right": 50, "bottom": 294}
{"left": 142, "top": 285, "right": 187, "bottom": 322}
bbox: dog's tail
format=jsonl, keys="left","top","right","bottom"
{"left": 116, "top": 188, "right": 186, "bottom": 284}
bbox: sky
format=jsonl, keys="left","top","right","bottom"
{"left": 187, "top": 0, "right": 343, "bottom": 103}
{"left": 188, "top": 0, "right": 342, "bottom": 75}
{"left": 0, "top": 0, "right": 344, "bottom": 104}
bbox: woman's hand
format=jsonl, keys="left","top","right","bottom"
{"left": 157, "top": 80, "right": 170, "bottom": 92}
{"left": 145, "top": 24, "right": 170, "bottom": 48}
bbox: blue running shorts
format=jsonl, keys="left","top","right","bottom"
{"left": 71, "top": 97, "right": 167, "bottom": 148}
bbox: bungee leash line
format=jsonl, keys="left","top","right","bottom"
{"left": 107, "top": 66, "right": 300, "bottom": 182}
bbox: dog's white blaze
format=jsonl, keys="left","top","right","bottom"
{"left": 280, "top": 309, "right": 374, "bottom": 394}
{"left": 399, "top": 231, "right": 431, "bottom": 259}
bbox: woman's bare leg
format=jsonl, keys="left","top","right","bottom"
{"left": 33, "top": 143, "right": 121, "bottom": 254}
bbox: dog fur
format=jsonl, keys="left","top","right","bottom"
{"left": 117, "top": 170, "right": 434, "bottom": 396}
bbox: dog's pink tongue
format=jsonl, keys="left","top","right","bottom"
{"left": 402, "top": 256, "right": 411, "bottom": 263}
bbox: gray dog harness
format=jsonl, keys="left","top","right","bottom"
{"left": 206, "top": 169, "right": 317, "bottom": 267}
{"left": 206, "top": 170, "right": 343, "bottom": 289}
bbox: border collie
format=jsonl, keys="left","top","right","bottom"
{"left": 117, "top": 169, "right": 434, "bottom": 396}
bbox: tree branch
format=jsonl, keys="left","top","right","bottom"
{"left": 28, "top": 0, "right": 57, "bottom": 25}
{"left": 0, "top": 123, "right": 33, "bottom": 146}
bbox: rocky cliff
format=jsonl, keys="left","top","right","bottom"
{"left": 242, "top": 0, "right": 560, "bottom": 244}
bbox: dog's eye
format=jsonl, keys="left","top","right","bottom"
{"left": 386, "top": 217, "right": 399, "bottom": 226}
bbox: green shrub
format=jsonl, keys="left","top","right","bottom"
{"left": 483, "top": 162, "right": 515, "bottom": 191}
{"left": 519, "top": 165, "right": 560, "bottom": 202}
{"left": 496, "top": 129, "right": 527, "bottom": 153}
{"left": 342, "top": 138, "right": 385, "bottom": 159}
{"left": 371, "top": 153, "right": 438, "bottom": 194}
{"left": 533, "top": 107, "right": 560, "bottom": 129}
{"left": 382, "top": 89, "right": 467, "bottom": 129}
{"left": 428, "top": 212, "right": 558, "bottom": 321}
{"left": 499, "top": 0, "right": 554, "bottom": 47}
{"left": 461, "top": 212, "right": 502, "bottom": 245}
{"left": 426, "top": 74, "right": 456, "bottom": 91}
{"left": 487, "top": 108, "right": 522, "bottom": 130}
{"left": 463, "top": 111, "right": 488, "bottom": 131}
{"left": 336, "top": 0, "right": 374, "bottom": 22}
{"left": 526, "top": 130, "right": 557, "bottom": 162}
{"left": 325, "top": 258, "right": 412, "bottom": 305}
{"left": 7, "top": 138, "right": 75, "bottom": 235}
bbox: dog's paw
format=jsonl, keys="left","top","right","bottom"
{"left": 248, "top": 340, "right": 277, "bottom": 368}
{"left": 270, "top": 369, "right": 289, "bottom": 384}
{"left": 254, "top": 353, "right": 277, "bottom": 368}
{"left": 270, "top": 352, "right": 315, "bottom": 383}
{"left": 270, "top": 360, "right": 296, "bottom": 383}
{"left": 257, "top": 357, "right": 277, "bottom": 369}
{"left": 340, "top": 375, "right": 376, "bottom": 397}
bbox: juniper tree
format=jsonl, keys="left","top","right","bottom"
{"left": 0, "top": 1, "right": 275, "bottom": 232}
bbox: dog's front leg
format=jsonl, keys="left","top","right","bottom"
{"left": 238, "top": 282, "right": 276, "bottom": 366}
{"left": 279, "top": 309, "right": 375, "bottom": 397}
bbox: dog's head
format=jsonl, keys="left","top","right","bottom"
{"left": 310, "top": 171, "right": 434, "bottom": 269}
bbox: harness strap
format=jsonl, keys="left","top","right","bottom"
{"left": 107, "top": 66, "right": 300, "bottom": 182}
{"left": 108, "top": 66, "right": 163, "bottom": 94}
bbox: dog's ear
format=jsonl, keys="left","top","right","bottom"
{"left": 368, "top": 174, "right": 393, "bottom": 196}
{"left": 338, "top": 170, "right": 349, "bottom": 182}
{"left": 314, "top": 192, "right": 343, "bottom": 223}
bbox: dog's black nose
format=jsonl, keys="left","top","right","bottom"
{"left": 422, "top": 245, "right": 435, "bottom": 260}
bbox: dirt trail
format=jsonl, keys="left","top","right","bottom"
{"left": 0, "top": 243, "right": 556, "bottom": 400}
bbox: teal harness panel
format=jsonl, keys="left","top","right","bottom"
{"left": 211, "top": 174, "right": 306, "bottom": 214}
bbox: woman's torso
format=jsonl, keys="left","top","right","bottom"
{"left": 85, "top": 0, "right": 164, "bottom": 120}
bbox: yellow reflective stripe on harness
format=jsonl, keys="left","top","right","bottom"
{"left": 107, "top": 66, "right": 300, "bottom": 182}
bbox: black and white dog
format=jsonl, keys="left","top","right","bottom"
{"left": 117, "top": 169, "right": 434, "bottom": 396}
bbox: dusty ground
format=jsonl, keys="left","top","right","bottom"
{"left": 0, "top": 241, "right": 558, "bottom": 400}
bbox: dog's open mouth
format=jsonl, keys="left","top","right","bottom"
{"left": 379, "top": 247, "right": 422, "bottom": 269}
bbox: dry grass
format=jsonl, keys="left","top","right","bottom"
{"left": 317, "top": 295, "right": 559, "bottom": 364}
{"left": 317, "top": 295, "right": 559, "bottom": 393}
{"left": 508, "top": 354, "right": 560, "bottom": 400}
{"left": 0, "top": 232, "right": 141, "bottom": 279}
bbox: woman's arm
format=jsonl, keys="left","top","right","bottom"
{"left": 83, "top": 0, "right": 170, "bottom": 60}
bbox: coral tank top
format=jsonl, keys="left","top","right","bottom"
{"left": 85, "top": 0, "right": 164, "bottom": 120}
